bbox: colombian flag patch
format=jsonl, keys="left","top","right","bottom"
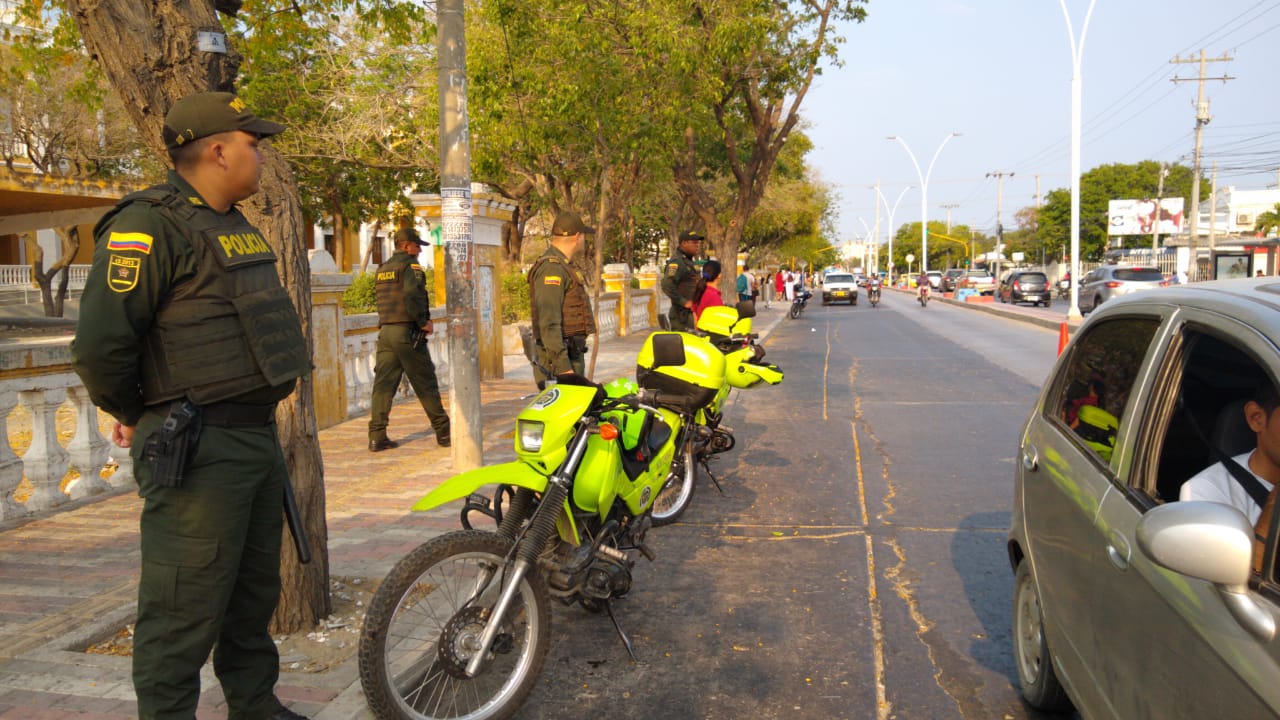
{"left": 544, "top": 276, "right": 562, "bottom": 286}
{"left": 106, "top": 232, "right": 154, "bottom": 255}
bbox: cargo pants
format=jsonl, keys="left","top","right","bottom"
{"left": 130, "top": 410, "right": 290, "bottom": 720}
{"left": 369, "top": 323, "right": 451, "bottom": 443}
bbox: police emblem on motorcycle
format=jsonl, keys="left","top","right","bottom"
{"left": 529, "top": 387, "right": 560, "bottom": 410}
{"left": 640, "top": 486, "right": 651, "bottom": 507}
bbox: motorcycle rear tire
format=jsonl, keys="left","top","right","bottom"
{"left": 789, "top": 303, "right": 800, "bottom": 319}
{"left": 652, "top": 437, "right": 697, "bottom": 526}
{"left": 359, "top": 529, "right": 551, "bottom": 720}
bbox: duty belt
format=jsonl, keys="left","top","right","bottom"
{"left": 200, "top": 401, "right": 278, "bottom": 427}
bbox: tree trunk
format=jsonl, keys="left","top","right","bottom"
{"left": 67, "top": 0, "right": 330, "bottom": 633}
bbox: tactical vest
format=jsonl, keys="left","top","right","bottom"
{"left": 672, "top": 255, "right": 700, "bottom": 301}
{"left": 529, "top": 253, "right": 597, "bottom": 338}
{"left": 374, "top": 253, "right": 425, "bottom": 325}
{"left": 99, "top": 185, "right": 312, "bottom": 406}
{"left": 1075, "top": 405, "right": 1119, "bottom": 461}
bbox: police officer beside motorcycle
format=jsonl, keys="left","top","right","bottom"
{"left": 70, "top": 92, "right": 312, "bottom": 720}
{"left": 368, "top": 227, "right": 451, "bottom": 451}
{"left": 662, "top": 230, "right": 704, "bottom": 331}
{"left": 529, "top": 211, "right": 598, "bottom": 387}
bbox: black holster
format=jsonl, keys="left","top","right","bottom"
{"left": 566, "top": 335, "right": 589, "bottom": 355}
{"left": 141, "top": 400, "right": 203, "bottom": 488}
{"left": 410, "top": 326, "right": 426, "bottom": 350}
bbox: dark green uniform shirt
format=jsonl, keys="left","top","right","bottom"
{"left": 529, "top": 245, "right": 588, "bottom": 375}
{"left": 71, "top": 171, "right": 295, "bottom": 426}
{"left": 661, "top": 250, "right": 699, "bottom": 308}
{"left": 375, "top": 250, "right": 429, "bottom": 327}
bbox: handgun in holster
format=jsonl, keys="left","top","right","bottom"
{"left": 411, "top": 326, "right": 426, "bottom": 351}
{"left": 141, "top": 400, "right": 203, "bottom": 488}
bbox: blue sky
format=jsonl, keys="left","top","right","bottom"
{"left": 804, "top": 0, "right": 1280, "bottom": 244}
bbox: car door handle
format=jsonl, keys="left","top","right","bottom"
{"left": 1022, "top": 447, "right": 1038, "bottom": 472}
{"left": 1106, "top": 529, "right": 1131, "bottom": 571}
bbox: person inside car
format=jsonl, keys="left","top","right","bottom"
{"left": 1180, "top": 383, "right": 1280, "bottom": 573}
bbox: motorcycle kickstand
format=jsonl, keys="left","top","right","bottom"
{"left": 605, "top": 600, "right": 640, "bottom": 663}
{"left": 698, "top": 455, "right": 725, "bottom": 495}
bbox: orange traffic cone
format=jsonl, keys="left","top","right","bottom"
{"left": 1057, "top": 322, "right": 1070, "bottom": 356}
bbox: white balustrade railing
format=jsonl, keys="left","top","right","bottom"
{"left": 595, "top": 294, "right": 619, "bottom": 342}
{"left": 628, "top": 289, "right": 654, "bottom": 332}
{"left": 0, "top": 340, "right": 134, "bottom": 522}
{"left": 0, "top": 264, "right": 91, "bottom": 290}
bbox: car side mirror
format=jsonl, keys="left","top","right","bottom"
{"left": 1137, "top": 501, "right": 1276, "bottom": 641}
{"left": 1137, "top": 501, "right": 1252, "bottom": 589}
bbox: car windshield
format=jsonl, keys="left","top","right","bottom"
{"left": 946, "top": 270, "right": 964, "bottom": 277}
{"left": 1019, "top": 273, "right": 1047, "bottom": 283}
{"left": 968, "top": 271, "right": 992, "bottom": 278}
{"left": 1114, "top": 268, "right": 1165, "bottom": 282}
{"left": 826, "top": 274, "right": 854, "bottom": 284}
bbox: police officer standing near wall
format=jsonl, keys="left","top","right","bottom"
{"left": 71, "top": 92, "right": 312, "bottom": 720}
{"left": 368, "top": 227, "right": 451, "bottom": 451}
{"left": 529, "top": 211, "right": 597, "bottom": 386}
{"left": 662, "top": 230, "right": 704, "bottom": 331}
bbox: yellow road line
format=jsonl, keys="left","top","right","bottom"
{"left": 854, "top": 420, "right": 890, "bottom": 718}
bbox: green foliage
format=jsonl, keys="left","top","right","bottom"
{"left": 1256, "top": 204, "right": 1280, "bottom": 235}
{"left": 343, "top": 272, "right": 378, "bottom": 314}
{"left": 1033, "top": 161, "right": 1206, "bottom": 261}
{"left": 501, "top": 268, "right": 531, "bottom": 324}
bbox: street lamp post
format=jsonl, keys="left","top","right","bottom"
{"left": 888, "top": 132, "right": 961, "bottom": 275}
{"left": 875, "top": 185, "right": 912, "bottom": 281}
{"left": 1058, "top": 0, "right": 1097, "bottom": 321}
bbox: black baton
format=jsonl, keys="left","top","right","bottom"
{"left": 282, "top": 477, "right": 312, "bottom": 564}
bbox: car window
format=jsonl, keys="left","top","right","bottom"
{"left": 1132, "top": 325, "right": 1279, "bottom": 581}
{"left": 1019, "top": 273, "right": 1047, "bottom": 284}
{"left": 1114, "top": 268, "right": 1164, "bottom": 282}
{"left": 1052, "top": 317, "right": 1161, "bottom": 464}
{"left": 826, "top": 274, "right": 854, "bottom": 284}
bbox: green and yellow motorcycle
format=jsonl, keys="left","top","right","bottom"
{"left": 647, "top": 302, "right": 785, "bottom": 526}
{"left": 357, "top": 333, "right": 716, "bottom": 720}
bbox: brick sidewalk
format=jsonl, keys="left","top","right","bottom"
{"left": 0, "top": 322, "right": 683, "bottom": 720}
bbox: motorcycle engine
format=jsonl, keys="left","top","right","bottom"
{"left": 583, "top": 544, "right": 633, "bottom": 600}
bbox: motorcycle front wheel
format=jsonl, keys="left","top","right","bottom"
{"left": 652, "top": 437, "right": 697, "bottom": 526}
{"left": 789, "top": 302, "right": 800, "bottom": 319}
{"left": 359, "top": 530, "right": 551, "bottom": 720}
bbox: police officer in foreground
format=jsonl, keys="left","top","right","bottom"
{"left": 528, "top": 211, "right": 597, "bottom": 387}
{"left": 368, "top": 227, "right": 451, "bottom": 450}
{"left": 661, "top": 229, "right": 704, "bottom": 331}
{"left": 71, "top": 92, "right": 312, "bottom": 720}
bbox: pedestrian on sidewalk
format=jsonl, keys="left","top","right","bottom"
{"left": 529, "top": 211, "right": 598, "bottom": 388}
{"left": 695, "top": 259, "right": 725, "bottom": 322}
{"left": 70, "top": 91, "right": 312, "bottom": 720}
{"left": 736, "top": 262, "right": 754, "bottom": 303}
{"left": 368, "top": 227, "right": 451, "bottom": 451}
{"left": 662, "top": 230, "right": 704, "bottom": 331}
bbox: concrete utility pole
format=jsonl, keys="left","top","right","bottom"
{"left": 438, "top": 0, "right": 482, "bottom": 469}
{"left": 1208, "top": 162, "right": 1218, "bottom": 253}
{"left": 987, "top": 171, "right": 1012, "bottom": 275}
{"left": 1171, "top": 50, "right": 1233, "bottom": 280}
{"left": 940, "top": 203, "right": 959, "bottom": 233}
{"left": 1151, "top": 162, "right": 1168, "bottom": 255}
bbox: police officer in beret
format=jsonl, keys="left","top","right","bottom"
{"left": 661, "top": 229, "right": 705, "bottom": 331}
{"left": 528, "top": 211, "right": 597, "bottom": 387}
{"left": 368, "top": 227, "right": 451, "bottom": 450}
{"left": 71, "top": 92, "right": 312, "bottom": 720}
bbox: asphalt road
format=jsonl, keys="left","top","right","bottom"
{"left": 512, "top": 294, "right": 1069, "bottom": 719}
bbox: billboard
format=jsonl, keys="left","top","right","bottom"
{"left": 1108, "top": 198, "right": 1185, "bottom": 236}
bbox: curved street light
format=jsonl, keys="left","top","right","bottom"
{"left": 887, "top": 132, "right": 961, "bottom": 274}
{"left": 1059, "top": 0, "right": 1097, "bottom": 320}
{"left": 875, "top": 184, "right": 912, "bottom": 280}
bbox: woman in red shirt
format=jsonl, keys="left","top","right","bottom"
{"left": 694, "top": 259, "right": 724, "bottom": 321}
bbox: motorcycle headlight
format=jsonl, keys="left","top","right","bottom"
{"left": 517, "top": 420, "right": 544, "bottom": 452}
